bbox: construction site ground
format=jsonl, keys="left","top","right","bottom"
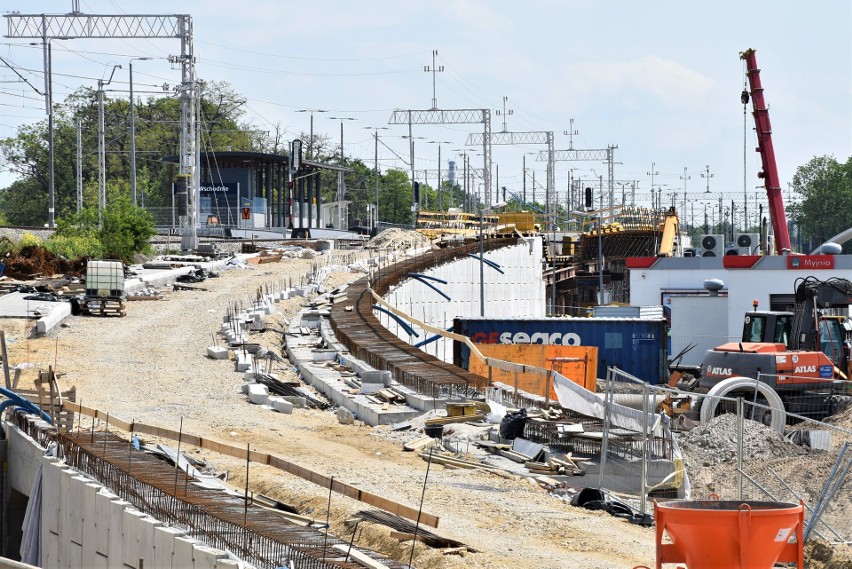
{"left": 2, "top": 247, "right": 851, "bottom": 568}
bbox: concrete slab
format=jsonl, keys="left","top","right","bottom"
{"left": 269, "top": 396, "right": 294, "bottom": 414}
{"left": 286, "top": 312, "right": 420, "bottom": 427}
{"left": 247, "top": 384, "right": 269, "bottom": 405}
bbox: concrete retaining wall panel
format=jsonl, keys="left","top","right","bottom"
{"left": 379, "top": 240, "right": 545, "bottom": 364}
{"left": 173, "top": 537, "right": 197, "bottom": 568}
{"left": 193, "top": 546, "right": 228, "bottom": 568}
{"left": 8, "top": 428, "right": 43, "bottom": 497}
{"left": 80, "top": 482, "right": 102, "bottom": 568}
{"left": 107, "top": 499, "right": 131, "bottom": 566}
{"left": 137, "top": 516, "right": 161, "bottom": 569}
{"left": 93, "top": 491, "right": 112, "bottom": 557}
{"left": 121, "top": 509, "right": 147, "bottom": 568}
{"left": 153, "top": 526, "right": 185, "bottom": 568}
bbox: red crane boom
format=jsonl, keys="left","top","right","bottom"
{"left": 740, "top": 48, "right": 792, "bottom": 253}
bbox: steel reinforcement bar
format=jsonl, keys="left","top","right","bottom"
{"left": 13, "top": 414, "right": 409, "bottom": 569}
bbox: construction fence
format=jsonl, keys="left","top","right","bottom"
{"left": 595, "top": 368, "right": 852, "bottom": 544}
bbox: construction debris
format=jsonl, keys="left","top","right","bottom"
{"left": 366, "top": 228, "right": 433, "bottom": 251}
{"left": 355, "top": 510, "right": 476, "bottom": 552}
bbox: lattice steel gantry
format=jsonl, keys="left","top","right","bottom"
{"left": 4, "top": 11, "right": 198, "bottom": 250}
{"left": 389, "top": 108, "right": 493, "bottom": 211}
{"left": 467, "top": 130, "right": 555, "bottom": 225}
{"left": 537, "top": 145, "right": 618, "bottom": 212}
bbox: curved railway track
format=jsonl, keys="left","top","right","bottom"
{"left": 329, "top": 238, "right": 518, "bottom": 398}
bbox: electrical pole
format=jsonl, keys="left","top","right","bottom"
{"left": 129, "top": 57, "right": 152, "bottom": 207}
{"left": 522, "top": 155, "right": 526, "bottom": 205}
{"left": 702, "top": 164, "right": 714, "bottom": 194}
{"left": 647, "top": 162, "right": 659, "bottom": 209}
{"left": 45, "top": 40, "right": 55, "bottom": 228}
{"left": 374, "top": 130, "right": 379, "bottom": 229}
{"left": 76, "top": 117, "right": 82, "bottom": 213}
{"left": 424, "top": 49, "right": 443, "bottom": 109}
{"left": 564, "top": 118, "right": 578, "bottom": 150}
{"left": 496, "top": 96, "right": 512, "bottom": 132}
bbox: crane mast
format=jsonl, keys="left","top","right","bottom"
{"left": 740, "top": 48, "right": 793, "bottom": 253}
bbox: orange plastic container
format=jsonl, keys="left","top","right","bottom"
{"left": 655, "top": 500, "right": 804, "bottom": 569}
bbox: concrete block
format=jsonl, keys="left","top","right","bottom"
{"left": 36, "top": 302, "right": 72, "bottom": 335}
{"left": 362, "top": 370, "right": 392, "bottom": 386}
{"left": 281, "top": 396, "right": 307, "bottom": 408}
{"left": 215, "top": 558, "right": 242, "bottom": 569}
{"left": 294, "top": 286, "right": 307, "bottom": 297}
{"left": 247, "top": 383, "right": 269, "bottom": 405}
{"left": 269, "top": 396, "right": 294, "bottom": 414}
{"left": 243, "top": 371, "right": 256, "bottom": 382}
{"left": 137, "top": 516, "right": 161, "bottom": 569}
{"left": 93, "top": 490, "right": 114, "bottom": 557}
{"left": 122, "top": 509, "right": 147, "bottom": 568}
{"left": 311, "top": 349, "right": 338, "bottom": 362}
{"left": 235, "top": 353, "right": 253, "bottom": 372}
{"left": 107, "top": 499, "right": 131, "bottom": 567}
{"left": 41, "top": 457, "right": 62, "bottom": 534}
{"left": 193, "top": 545, "right": 228, "bottom": 569}
{"left": 44, "top": 530, "right": 60, "bottom": 569}
{"left": 81, "top": 482, "right": 102, "bottom": 567}
{"left": 173, "top": 537, "right": 198, "bottom": 568}
{"left": 153, "top": 525, "right": 185, "bottom": 568}
{"left": 206, "top": 346, "right": 229, "bottom": 360}
{"left": 68, "top": 541, "right": 82, "bottom": 569}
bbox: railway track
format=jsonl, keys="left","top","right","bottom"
{"left": 329, "top": 238, "right": 518, "bottom": 399}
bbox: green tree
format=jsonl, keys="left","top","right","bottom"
{"left": 789, "top": 156, "right": 852, "bottom": 253}
{"left": 99, "top": 195, "right": 155, "bottom": 261}
{"left": 0, "top": 82, "right": 260, "bottom": 224}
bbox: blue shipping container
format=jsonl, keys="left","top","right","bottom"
{"left": 453, "top": 317, "right": 667, "bottom": 384}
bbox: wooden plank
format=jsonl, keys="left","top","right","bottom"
{"left": 330, "top": 544, "right": 391, "bottom": 569}
{"left": 498, "top": 449, "right": 533, "bottom": 463}
{"left": 403, "top": 436, "right": 435, "bottom": 452}
{"left": 424, "top": 413, "right": 485, "bottom": 426}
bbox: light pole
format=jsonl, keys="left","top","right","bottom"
{"left": 129, "top": 57, "right": 153, "bottom": 207}
{"left": 295, "top": 109, "right": 328, "bottom": 160}
{"left": 427, "top": 141, "right": 450, "bottom": 211}
{"left": 98, "top": 63, "right": 123, "bottom": 226}
{"left": 45, "top": 40, "right": 55, "bottom": 228}
{"left": 328, "top": 116, "right": 356, "bottom": 229}
{"left": 402, "top": 133, "right": 426, "bottom": 227}
{"left": 364, "top": 126, "right": 389, "bottom": 230}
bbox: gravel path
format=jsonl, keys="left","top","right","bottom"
{"left": 6, "top": 250, "right": 658, "bottom": 569}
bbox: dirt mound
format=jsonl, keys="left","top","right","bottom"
{"left": 2, "top": 246, "right": 86, "bottom": 280}
{"left": 677, "top": 413, "right": 809, "bottom": 469}
{"left": 367, "top": 228, "right": 433, "bottom": 251}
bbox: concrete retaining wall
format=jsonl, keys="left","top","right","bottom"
{"left": 6, "top": 423, "right": 239, "bottom": 568}
{"left": 381, "top": 238, "right": 546, "bottom": 363}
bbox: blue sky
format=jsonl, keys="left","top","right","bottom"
{"left": 2, "top": 0, "right": 850, "bottom": 226}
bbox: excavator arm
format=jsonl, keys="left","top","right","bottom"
{"left": 792, "top": 277, "right": 852, "bottom": 376}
